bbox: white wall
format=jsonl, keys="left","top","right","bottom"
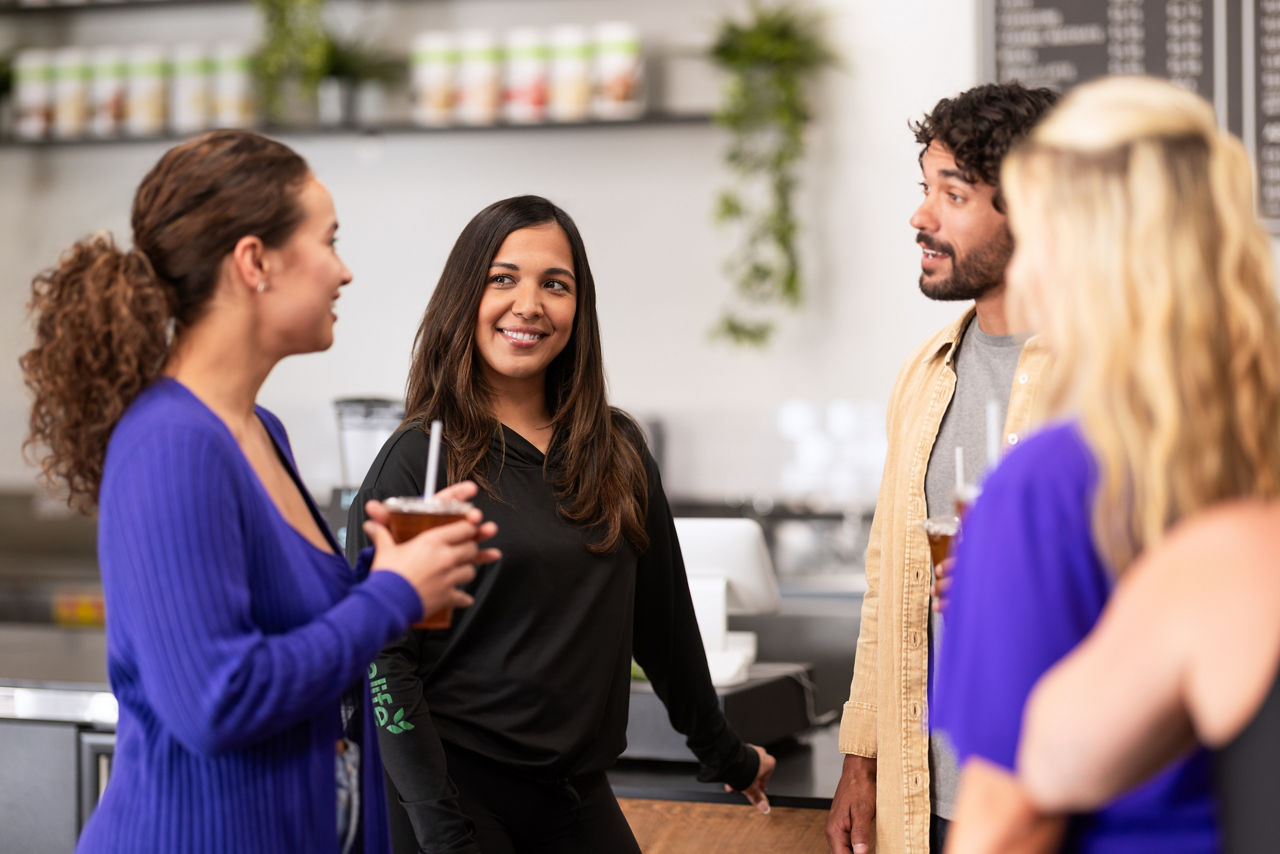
{"left": 0, "top": 0, "right": 982, "bottom": 505}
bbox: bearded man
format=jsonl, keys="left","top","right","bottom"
{"left": 825, "top": 82, "right": 1059, "bottom": 854}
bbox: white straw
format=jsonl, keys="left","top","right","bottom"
{"left": 423, "top": 419, "right": 443, "bottom": 498}
{"left": 986, "top": 400, "right": 1000, "bottom": 472}
{"left": 955, "top": 446, "right": 965, "bottom": 490}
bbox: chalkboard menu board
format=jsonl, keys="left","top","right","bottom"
{"left": 993, "top": 1, "right": 1218, "bottom": 100}
{"left": 1254, "top": 0, "right": 1280, "bottom": 219}
{"left": 985, "top": 1, "right": 1280, "bottom": 229}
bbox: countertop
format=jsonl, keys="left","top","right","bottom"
{"left": 608, "top": 723, "right": 841, "bottom": 810}
{"left": 0, "top": 623, "right": 113, "bottom": 726}
{"left": 0, "top": 623, "right": 844, "bottom": 811}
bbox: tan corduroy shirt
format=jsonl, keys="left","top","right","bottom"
{"left": 838, "top": 307, "right": 1051, "bottom": 853}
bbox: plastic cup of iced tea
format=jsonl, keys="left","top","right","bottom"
{"left": 383, "top": 496, "right": 473, "bottom": 629}
{"left": 953, "top": 483, "right": 981, "bottom": 519}
{"left": 922, "top": 514, "right": 960, "bottom": 569}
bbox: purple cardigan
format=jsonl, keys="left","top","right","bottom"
{"left": 77, "top": 378, "right": 422, "bottom": 853}
{"left": 936, "top": 421, "right": 1219, "bottom": 853}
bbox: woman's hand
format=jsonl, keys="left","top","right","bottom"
{"left": 362, "top": 480, "right": 485, "bottom": 530}
{"left": 726, "top": 744, "right": 776, "bottom": 814}
{"left": 362, "top": 481, "right": 500, "bottom": 619}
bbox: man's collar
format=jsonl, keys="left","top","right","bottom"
{"left": 921, "top": 305, "right": 977, "bottom": 367}
{"left": 920, "top": 305, "right": 1043, "bottom": 367}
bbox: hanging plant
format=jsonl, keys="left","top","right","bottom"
{"left": 313, "top": 31, "right": 405, "bottom": 127}
{"left": 317, "top": 33, "right": 403, "bottom": 85}
{"left": 253, "top": 0, "right": 329, "bottom": 123}
{"left": 709, "top": 2, "right": 837, "bottom": 346}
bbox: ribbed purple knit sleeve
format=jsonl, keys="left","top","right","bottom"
{"left": 99, "top": 423, "right": 422, "bottom": 756}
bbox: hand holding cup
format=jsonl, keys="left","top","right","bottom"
{"left": 364, "top": 480, "right": 500, "bottom": 625}
{"left": 931, "top": 555, "right": 954, "bottom": 612}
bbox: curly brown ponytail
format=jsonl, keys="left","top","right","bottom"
{"left": 21, "top": 237, "right": 172, "bottom": 512}
{"left": 20, "top": 129, "right": 310, "bottom": 513}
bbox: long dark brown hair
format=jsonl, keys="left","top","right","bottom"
{"left": 21, "top": 130, "right": 311, "bottom": 512}
{"left": 404, "top": 195, "right": 650, "bottom": 555}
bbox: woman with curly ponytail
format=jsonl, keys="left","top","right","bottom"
{"left": 21, "top": 130, "right": 498, "bottom": 854}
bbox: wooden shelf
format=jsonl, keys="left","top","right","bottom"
{"left": 0, "top": 0, "right": 240, "bottom": 12}
{"left": 0, "top": 0, "right": 428, "bottom": 11}
{"left": 0, "top": 112, "right": 716, "bottom": 148}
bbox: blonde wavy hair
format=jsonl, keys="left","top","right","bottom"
{"left": 1003, "top": 76, "right": 1280, "bottom": 573}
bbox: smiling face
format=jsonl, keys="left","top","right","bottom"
{"left": 909, "top": 140, "right": 1012, "bottom": 302}
{"left": 473, "top": 222, "right": 577, "bottom": 393}
{"left": 260, "top": 176, "right": 352, "bottom": 355}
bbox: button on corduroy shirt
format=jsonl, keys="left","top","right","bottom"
{"left": 838, "top": 307, "right": 1051, "bottom": 854}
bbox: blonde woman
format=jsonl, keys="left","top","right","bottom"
{"left": 933, "top": 76, "right": 1280, "bottom": 853}
{"left": 1019, "top": 499, "right": 1280, "bottom": 854}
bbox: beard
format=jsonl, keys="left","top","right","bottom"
{"left": 916, "top": 226, "right": 1013, "bottom": 301}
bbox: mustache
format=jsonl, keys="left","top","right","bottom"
{"left": 916, "top": 232, "right": 954, "bottom": 257}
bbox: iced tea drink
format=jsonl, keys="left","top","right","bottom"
{"left": 384, "top": 496, "right": 472, "bottom": 629}
{"left": 922, "top": 515, "right": 960, "bottom": 568}
{"left": 953, "top": 483, "right": 981, "bottom": 518}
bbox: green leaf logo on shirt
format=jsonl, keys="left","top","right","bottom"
{"left": 385, "top": 707, "right": 415, "bottom": 735}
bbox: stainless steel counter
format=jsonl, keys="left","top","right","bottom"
{"left": 0, "top": 624, "right": 113, "bottom": 725}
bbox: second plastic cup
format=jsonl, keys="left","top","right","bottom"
{"left": 953, "top": 483, "right": 981, "bottom": 518}
{"left": 922, "top": 514, "right": 959, "bottom": 569}
{"left": 384, "top": 496, "right": 473, "bottom": 629}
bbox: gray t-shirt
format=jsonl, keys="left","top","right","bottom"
{"left": 924, "top": 317, "right": 1027, "bottom": 819}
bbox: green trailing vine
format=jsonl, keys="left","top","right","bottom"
{"left": 710, "top": 2, "right": 837, "bottom": 346}
{"left": 253, "top": 0, "right": 329, "bottom": 123}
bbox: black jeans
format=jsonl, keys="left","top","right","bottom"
{"left": 388, "top": 741, "right": 641, "bottom": 854}
{"left": 930, "top": 813, "right": 951, "bottom": 854}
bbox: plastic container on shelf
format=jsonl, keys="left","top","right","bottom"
{"left": 124, "top": 44, "right": 168, "bottom": 136}
{"left": 454, "top": 29, "right": 501, "bottom": 125}
{"left": 89, "top": 46, "right": 127, "bottom": 138}
{"left": 211, "top": 43, "right": 257, "bottom": 129}
{"left": 168, "top": 43, "right": 210, "bottom": 135}
{"left": 51, "top": 47, "right": 90, "bottom": 139}
{"left": 592, "top": 21, "right": 645, "bottom": 120}
{"left": 353, "top": 79, "right": 386, "bottom": 129}
{"left": 548, "top": 24, "right": 591, "bottom": 122}
{"left": 14, "top": 49, "right": 54, "bottom": 141}
{"left": 410, "top": 30, "right": 456, "bottom": 127}
{"left": 502, "top": 27, "right": 548, "bottom": 124}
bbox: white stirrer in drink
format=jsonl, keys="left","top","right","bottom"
{"left": 985, "top": 400, "right": 1000, "bottom": 473}
{"left": 955, "top": 446, "right": 965, "bottom": 492}
{"left": 423, "top": 419, "right": 443, "bottom": 498}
